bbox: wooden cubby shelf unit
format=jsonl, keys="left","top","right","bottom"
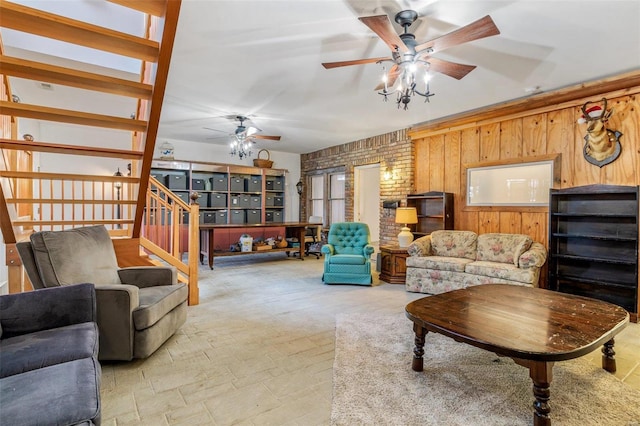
{"left": 151, "top": 159, "right": 287, "bottom": 225}
{"left": 548, "top": 184, "right": 639, "bottom": 321}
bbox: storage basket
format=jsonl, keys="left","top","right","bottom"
{"left": 253, "top": 149, "right": 273, "bottom": 168}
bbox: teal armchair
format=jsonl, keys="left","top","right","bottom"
{"left": 321, "top": 222, "right": 374, "bottom": 285}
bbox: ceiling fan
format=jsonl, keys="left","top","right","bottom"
{"left": 205, "top": 115, "right": 282, "bottom": 159}
{"left": 205, "top": 115, "right": 282, "bottom": 142}
{"left": 322, "top": 10, "right": 500, "bottom": 108}
{"left": 232, "top": 115, "right": 281, "bottom": 142}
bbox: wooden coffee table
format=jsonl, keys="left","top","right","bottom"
{"left": 405, "top": 284, "right": 629, "bottom": 426}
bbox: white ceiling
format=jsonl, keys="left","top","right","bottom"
{"left": 3, "top": 0, "right": 640, "bottom": 155}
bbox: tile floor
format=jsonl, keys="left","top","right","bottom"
{"left": 100, "top": 253, "right": 640, "bottom": 425}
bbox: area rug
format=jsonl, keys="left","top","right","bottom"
{"left": 331, "top": 313, "right": 640, "bottom": 426}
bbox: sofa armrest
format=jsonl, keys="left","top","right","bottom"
{"left": 518, "top": 242, "right": 548, "bottom": 269}
{"left": 321, "top": 244, "right": 335, "bottom": 256}
{"left": 0, "top": 283, "right": 96, "bottom": 339}
{"left": 94, "top": 283, "right": 139, "bottom": 361}
{"left": 118, "top": 266, "right": 178, "bottom": 287}
{"left": 407, "top": 235, "right": 432, "bottom": 257}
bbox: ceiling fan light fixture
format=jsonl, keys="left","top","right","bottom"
{"left": 324, "top": 10, "right": 499, "bottom": 111}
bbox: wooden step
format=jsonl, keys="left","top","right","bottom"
{"left": 0, "top": 1, "right": 159, "bottom": 61}
{"left": 0, "top": 101, "right": 147, "bottom": 132}
{"left": 0, "top": 138, "right": 144, "bottom": 159}
{"left": 0, "top": 55, "right": 153, "bottom": 99}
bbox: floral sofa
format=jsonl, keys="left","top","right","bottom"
{"left": 405, "top": 230, "right": 547, "bottom": 294}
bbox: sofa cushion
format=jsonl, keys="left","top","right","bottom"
{"left": 133, "top": 284, "right": 188, "bottom": 330}
{"left": 328, "top": 254, "right": 367, "bottom": 265}
{"left": 0, "top": 357, "right": 101, "bottom": 426}
{"left": 476, "top": 233, "right": 533, "bottom": 266}
{"left": 464, "top": 260, "right": 539, "bottom": 284}
{"left": 405, "top": 255, "right": 472, "bottom": 272}
{"left": 30, "top": 225, "right": 121, "bottom": 287}
{"left": 430, "top": 230, "right": 478, "bottom": 260}
{"left": 0, "top": 322, "right": 98, "bottom": 378}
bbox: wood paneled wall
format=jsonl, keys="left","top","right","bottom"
{"left": 411, "top": 84, "right": 639, "bottom": 248}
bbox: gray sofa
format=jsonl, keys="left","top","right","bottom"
{"left": 17, "top": 225, "right": 188, "bottom": 361}
{"left": 0, "top": 283, "right": 101, "bottom": 425}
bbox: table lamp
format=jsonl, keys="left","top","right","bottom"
{"left": 395, "top": 207, "right": 418, "bottom": 248}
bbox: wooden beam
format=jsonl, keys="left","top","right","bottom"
{"left": 8, "top": 264, "right": 25, "bottom": 294}
{"left": 0, "top": 56, "right": 152, "bottom": 99}
{"left": 0, "top": 138, "right": 144, "bottom": 159}
{"left": 134, "top": 0, "right": 182, "bottom": 238}
{"left": 0, "top": 170, "right": 140, "bottom": 184}
{"left": 107, "top": 0, "right": 167, "bottom": 17}
{"left": 0, "top": 183, "right": 16, "bottom": 244}
{"left": 13, "top": 219, "right": 135, "bottom": 226}
{"left": 409, "top": 69, "right": 640, "bottom": 138}
{"left": 7, "top": 198, "right": 137, "bottom": 205}
{"left": 0, "top": 101, "right": 147, "bottom": 132}
{"left": 0, "top": 1, "right": 159, "bottom": 62}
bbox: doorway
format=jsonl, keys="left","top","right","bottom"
{"left": 354, "top": 164, "right": 380, "bottom": 245}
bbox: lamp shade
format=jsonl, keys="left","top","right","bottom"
{"left": 395, "top": 207, "right": 418, "bottom": 225}
{"left": 395, "top": 207, "right": 418, "bottom": 248}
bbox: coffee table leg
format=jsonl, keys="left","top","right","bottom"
{"left": 411, "top": 323, "right": 427, "bottom": 372}
{"left": 602, "top": 338, "right": 617, "bottom": 373}
{"left": 529, "top": 361, "right": 553, "bottom": 426}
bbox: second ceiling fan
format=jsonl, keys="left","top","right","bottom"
{"left": 232, "top": 115, "right": 281, "bottom": 142}
{"left": 322, "top": 10, "right": 500, "bottom": 108}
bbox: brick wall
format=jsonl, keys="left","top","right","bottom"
{"left": 300, "top": 129, "right": 414, "bottom": 245}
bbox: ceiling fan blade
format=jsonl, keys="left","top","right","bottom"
{"left": 415, "top": 15, "right": 500, "bottom": 55}
{"left": 358, "top": 15, "right": 410, "bottom": 53}
{"left": 203, "top": 126, "right": 227, "bottom": 133}
{"left": 252, "top": 135, "right": 281, "bottom": 141}
{"left": 246, "top": 125, "right": 261, "bottom": 136}
{"left": 322, "top": 57, "right": 390, "bottom": 69}
{"left": 374, "top": 64, "right": 400, "bottom": 91}
{"left": 427, "top": 57, "right": 477, "bottom": 80}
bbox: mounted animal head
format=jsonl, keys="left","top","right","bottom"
{"left": 578, "top": 97, "right": 621, "bottom": 165}
{"left": 578, "top": 98, "right": 614, "bottom": 135}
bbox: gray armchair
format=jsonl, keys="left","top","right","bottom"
{"left": 17, "top": 225, "right": 188, "bottom": 361}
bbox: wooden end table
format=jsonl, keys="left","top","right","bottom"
{"left": 405, "top": 284, "right": 629, "bottom": 426}
{"left": 379, "top": 245, "right": 408, "bottom": 284}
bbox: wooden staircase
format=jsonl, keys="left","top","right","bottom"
{"left": 0, "top": 0, "right": 199, "bottom": 304}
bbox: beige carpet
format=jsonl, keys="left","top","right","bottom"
{"left": 331, "top": 313, "right": 640, "bottom": 426}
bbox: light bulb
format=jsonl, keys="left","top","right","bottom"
{"left": 424, "top": 73, "right": 432, "bottom": 83}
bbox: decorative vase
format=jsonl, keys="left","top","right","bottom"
{"left": 159, "top": 141, "right": 175, "bottom": 160}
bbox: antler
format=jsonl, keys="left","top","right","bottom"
{"left": 581, "top": 97, "right": 611, "bottom": 123}
{"left": 581, "top": 101, "right": 595, "bottom": 122}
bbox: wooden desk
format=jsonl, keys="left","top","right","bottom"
{"left": 199, "top": 222, "right": 312, "bottom": 269}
